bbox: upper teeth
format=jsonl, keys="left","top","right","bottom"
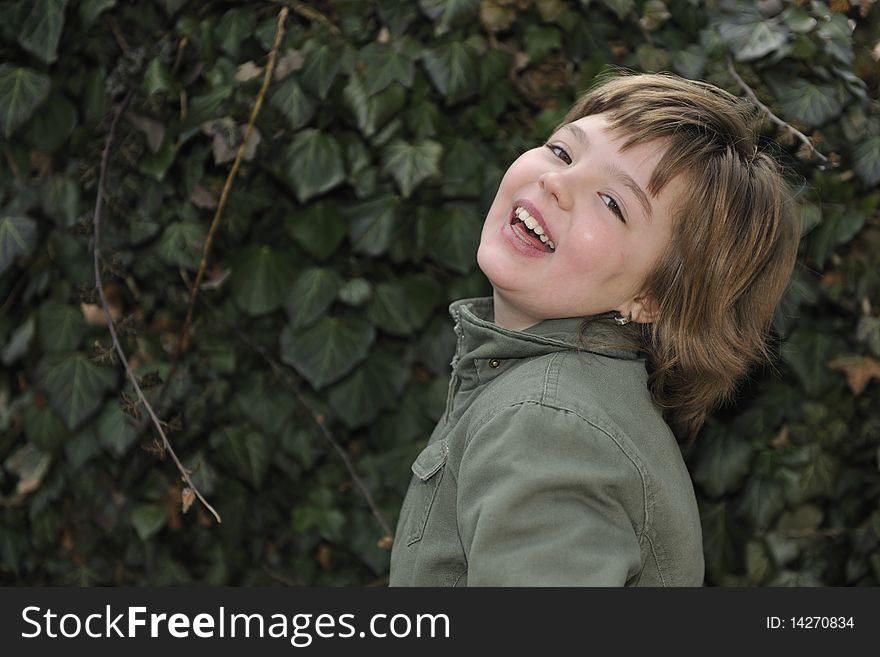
{"left": 515, "top": 207, "right": 555, "bottom": 250}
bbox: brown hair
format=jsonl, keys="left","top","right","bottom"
{"left": 561, "top": 70, "right": 801, "bottom": 446}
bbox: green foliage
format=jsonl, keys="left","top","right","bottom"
{"left": 0, "top": 66, "right": 50, "bottom": 137}
{"left": 1, "top": 0, "right": 878, "bottom": 587}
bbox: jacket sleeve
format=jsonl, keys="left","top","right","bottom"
{"left": 457, "top": 402, "right": 644, "bottom": 586}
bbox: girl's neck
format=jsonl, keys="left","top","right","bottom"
{"left": 491, "top": 290, "right": 542, "bottom": 332}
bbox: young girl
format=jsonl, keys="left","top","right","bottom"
{"left": 388, "top": 71, "right": 800, "bottom": 586}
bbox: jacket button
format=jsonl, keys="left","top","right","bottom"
{"left": 488, "top": 359, "right": 501, "bottom": 368}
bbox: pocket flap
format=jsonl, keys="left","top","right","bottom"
{"left": 411, "top": 438, "right": 449, "bottom": 481}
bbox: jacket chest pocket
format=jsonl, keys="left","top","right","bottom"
{"left": 403, "top": 438, "right": 449, "bottom": 546}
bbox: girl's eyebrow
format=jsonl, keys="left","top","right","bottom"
{"left": 558, "top": 123, "right": 654, "bottom": 222}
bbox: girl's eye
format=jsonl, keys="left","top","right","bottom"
{"left": 545, "top": 143, "right": 572, "bottom": 165}
{"left": 600, "top": 193, "right": 626, "bottom": 223}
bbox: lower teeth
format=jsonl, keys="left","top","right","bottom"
{"left": 513, "top": 220, "right": 548, "bottom": 249}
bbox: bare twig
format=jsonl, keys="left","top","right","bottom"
{"left": 177, "top": 6, "right": 288, "bottom": 356}
{"left": 108, "top": 16, "right": 130, "bottom": 52}
{"left": 152, "top": 6, "right": 288, "bottom": 412}
{"left": 191, "top": 285, "right": 394, "bottom": 543}
{"left": 172, "top": 37, "right": 189, "bottom": 76}
{"left": 2, "top": 143, "right": 20, "bottom": 178}
{"left": 725, "top": 57, "right": 830, "bottom": 166}
{"left": 292, "top": 1, "right": 341, "bottom": 35}
{"left": 92, "top": 91, "right": 222, "bottom": 524}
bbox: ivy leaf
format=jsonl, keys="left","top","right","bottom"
{"left": 699, "top": 499, "right": 736, "bottom": 582}
{"left": 37, "top": 301, "right": 85, "bottom": 352}
{"left": 442, "top": 139, "right": 490, "bottom": 198}
{"left": 286, "top": 200, "right": 347, "bottom": 260}
{"left": 216, "top": 426, "right": 271, "bottom": 489}
{"left": 599, "top": 0, "right": 635, "bottom": 21}
{"left": 806, "top": 207, "right": 864, "bottom": 268}
{"left": 366, "top": 274, "right": 443, "bottom": 336}
{"left": 65, "top": 429, "right": 100, "bottom": 470}
{"left": 157, "top": 221, "right": 205, "bottom": 270}
{"left": 284, "top": 267, "right": 344, "bottom": 329}
{"left": 359, "top": 42, "right": 415, "bottom": 95}
{"left": 96, "top": 401, "right": 139, "bottom": 457}
{"left": 1, "top": 316, "right": 34, "bottom": 365}
{"left": 421, "top": 202, "right": 482, "bottom": 273}
{"left": 338, "top": 278, "right": 373, "bottom": 307}
{"left": 28, "top": 92, "right": 77, "bottom": 151}
{"left": 344, "top": 193, "right": 400, "bottom": 256}
{"left": 817, "top": 13, "right": 854, "bottom": 66}
{"left": 143, "top": 57, "right": 175, "bottom": 96}
{"left": 692, "top": 426, "right": 756, "bottom": 498}
{"left": 80, "top": 0, "right": 115, "bottom": 27}
{"left": 300, "top": 42, "right": 341, "bottom": 100}
{"left": 280, "top": 316, "right": 375, "bottom": 389}
{"left": 523, "top": 24, "right": 563, "bottom": 63}
{"left": 780, "top": 5, "right": 817, "bottom": 33}
{"left": 0, "top": 215, "right": 38, "bottom": 275}
{"left": 343, "top": 75, "right": 407, "bottom": 138}
{"left": 422, "top": 41, "right": 479, "bottom": 103}
{"left": 234, "top": 381, "right": 295, "bottom": 435}
{"left": 269, "top": 78, "right": 315, "bottom": 130}
{"left": 24, "top": 398, "right": 67, "bottom": 452}
{"left": 851, "top": 134, "right": 880, "bottom": 188}
{"left": 768, "top": 76, "right": 844, "bottom": 128}
{"left": 671, "top": 45, "right": 707, "bottom": 80}
{"left": 285, "top": 129, "right": 346, "bottom": 203}
{"left": 794, "top": 447, "right": 838, "bottom": 500}
{"left": 180, "top": 86, "right": 233, "bottom": 136}
{"left": 381, "top": 139, "right": 442, "bottom": 197}
{"left": 18, "top": 0, "right": 68, "bottom": 64}
{"left": 781, "top": 327, "right": 835, "bottom": 396}
{"left": 215, "top": 8, "right": 256, "bottom": 60}
{"left": 230, "top": 245, "right": 296, "bottom": 316}
{"left": 37, "top": 352, "right": 116, "bottom": 430}
{"left": 3, "top": 444, "right": 51, "bottom": 495}
{"left": 718, "top": 16, "right": 788, "bottom": 62}
{"left": 419, "top": 0, "right": 480, "bottom": 35}
{"left": 734, "top": 473, "right": 786, "bottom": 530}
{"left": 327, "top": 347, "right": 410, "bottom": 428}
{"left": 130, "top": 504, "right": 167, "bottom": 541}
{"left": 0, "top": 65, "right": 50, "bottom": 138}
{"left": 636, "top": 44, "right": 670, "bottom": 72}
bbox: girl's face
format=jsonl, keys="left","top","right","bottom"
{"left": 477, "top": 113, "right": 685, "bottom": 331}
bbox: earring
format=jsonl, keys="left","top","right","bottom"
{"left": 613, "top": 311, "right": 631, "bottom": 326}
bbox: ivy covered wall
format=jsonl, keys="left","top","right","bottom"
{"left": 1, "top": 0, "right": 879, "bottom": 585}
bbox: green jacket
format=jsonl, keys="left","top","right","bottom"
{"left": 389, "top": 297, "right": 704, "bottom": 586}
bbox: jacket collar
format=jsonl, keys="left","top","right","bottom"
{"left": 448, "top": 297, "right": 644, "bottom": 378}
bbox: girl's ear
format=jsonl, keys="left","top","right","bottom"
{"left": 626, "top": 294, "right": 660, "bottom": 324}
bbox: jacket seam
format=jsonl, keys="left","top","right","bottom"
{"left": 541, "top": 351, "right": 567, "bottom": 404}
{"left": 465, "top": 400, "right": 651, "bottom": 541}
{"left": 642, "top": 530, "right": 667, "bottom": 587}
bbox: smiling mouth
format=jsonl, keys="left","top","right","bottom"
{"left": 509, "top": 206, "right": 555, "bottom": 252}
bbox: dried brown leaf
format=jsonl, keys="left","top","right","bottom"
{"left": 181, "top": 487, "right": 195, "bottom": 513}
{"left": 235, "top": 61, "right": 263, "bottom": 83}
{"left": 126, "top": 112, "right": 165, "bottom": 153}
{"left": 274, "top": 49, "right": 304, "bottom": 80}
{"left": 828, "top": 355, "right": 880, "bottom": 395}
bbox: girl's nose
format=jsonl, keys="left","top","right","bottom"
{"left": 538, "top": 170, "right": 573, "bottom": 210}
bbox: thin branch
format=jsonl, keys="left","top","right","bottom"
{"left": 292, "top": 1, "right": 341, "bottom": 35}
{"left": 92, "top": 91, "right": 222, "bottom": 524}
{"left": 2, "top": 143, "right": 20, "bottom": 178}
{"left": 176, "top": 6, "right": 288, "bottom": 356}
{"left": 725, "top": 57, "right": 830, "bottom": 166}
{"left": 152, "top": 6, "right": 288, "bottom": 412}
{"left": 191, "top": 285, "right": 394, "bottom": 543}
